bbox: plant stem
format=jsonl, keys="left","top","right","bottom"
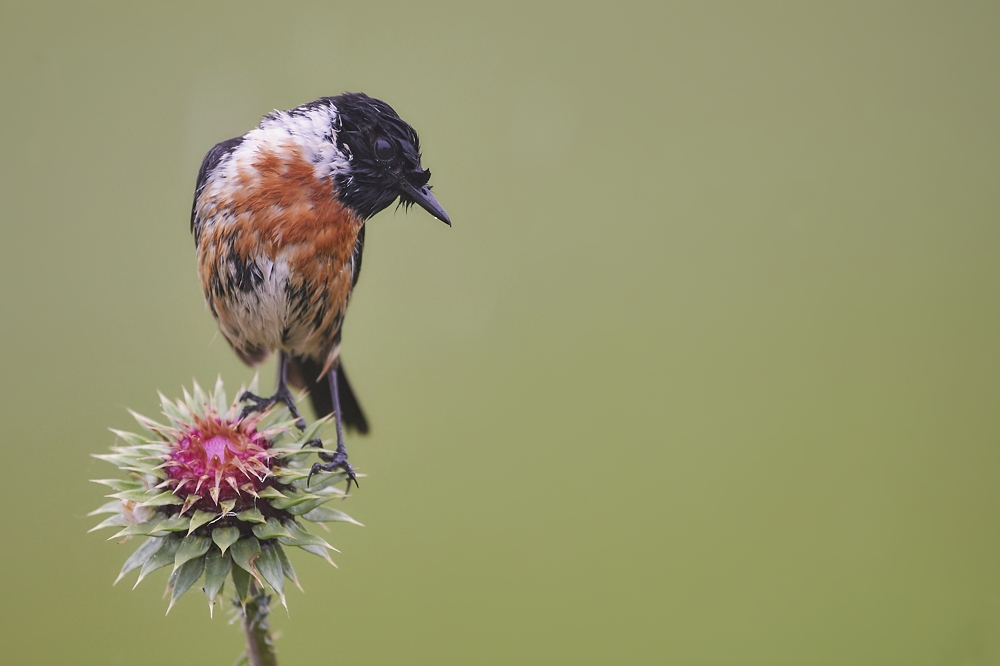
{"left": 242, "top": 585, "right": 278, "bottom": 666}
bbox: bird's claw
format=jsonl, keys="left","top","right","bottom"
{"left": 304, "top": 438, "right": 358, "bottom": 491}
{"left": 239, "top": 389, "right": 306, "bottom": 430}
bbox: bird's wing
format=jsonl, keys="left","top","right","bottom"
{"left": 350, "top": 223, "right": 366, "bottom": 288}
{"left": 191, "top": 136, "right": 244, "bottom": 240}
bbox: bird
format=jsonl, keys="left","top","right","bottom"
{"left": 190, "top": 93, "right": 450, "bottom": 486}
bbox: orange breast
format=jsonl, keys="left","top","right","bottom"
{"left": 196, "top": 141, "right": 364, "bottom": 367}
{"left": 229, "top": 142, "right": 363, "bottom": 268}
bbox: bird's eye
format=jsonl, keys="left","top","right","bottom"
{"left": 374, "top": 139, "right": 395, "bottom": 161}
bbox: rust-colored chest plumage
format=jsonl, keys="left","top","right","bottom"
{"left": 195, "top": 140, "right": 364, "bottom": 371}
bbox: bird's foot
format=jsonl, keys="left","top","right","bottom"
{"left": 304, "top": 438, "right": 358, "bottom": 491}
{"left": 239, "top": 386, "right": 306, "bottom": 430}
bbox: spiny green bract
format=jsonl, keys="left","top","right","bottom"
{"left": 89, "top": 376, "right": 362, "bottom": 615}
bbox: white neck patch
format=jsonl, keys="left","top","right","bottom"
{"left": 246, "top": 101, "right": 352, "bottom": 182}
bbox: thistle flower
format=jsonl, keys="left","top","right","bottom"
{"left": 90, "top": 377, "right": 362, "bottom": 615}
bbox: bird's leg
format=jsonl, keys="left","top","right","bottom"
{"left": 307, "top": 362, "right": 358, "bottom": 490}
{"left": 240, "top": 351, "right": 307, "bottom": 429}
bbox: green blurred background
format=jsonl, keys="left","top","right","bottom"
{"left": 2, "top": 2, "right": 999, "bottom": 664}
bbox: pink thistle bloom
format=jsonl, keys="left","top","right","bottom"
{"left": 163, "top": 411, "right": 273, "bottom": 511}
{"left": 90, "top": 378, "right": 362, "bottom": 614}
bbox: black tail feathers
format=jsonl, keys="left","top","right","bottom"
{"left": 287, "top": 356, "right": 370, "bottom": 434}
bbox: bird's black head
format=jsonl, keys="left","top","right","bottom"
{"left": 330, "top": 92, "right": 450, "bottom": 225}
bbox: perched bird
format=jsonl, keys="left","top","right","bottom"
{"left": 191, "top": 93, "right": 450, "bottom": 485}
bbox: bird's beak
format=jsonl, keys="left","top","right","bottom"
{"left": 402, "top": 181, "right": 451, "bottom": 226}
